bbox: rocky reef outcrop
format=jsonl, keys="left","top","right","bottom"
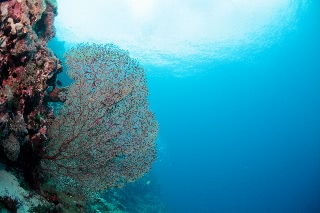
{"left": 0, "top": 1, "right": 65, "bottom": 211}
{"left": 0, "top": 0, "right": 61, "bottom": 163}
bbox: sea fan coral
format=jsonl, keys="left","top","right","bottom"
{"left": 41, "top": 43, "right": 158, "bottom": 196}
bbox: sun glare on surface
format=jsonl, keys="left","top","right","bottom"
{"left": 55, "top": 0, "right": 309, "bottom": 74}
{"left": 128, "top": 0, "right": 156, "bottom": 20}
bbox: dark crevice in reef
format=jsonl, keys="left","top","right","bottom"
{"left": 19, "top": 142, "right": 43, "bottom": 190}
{"left": 0, "top": 196, "right": 20, "bottom": 213}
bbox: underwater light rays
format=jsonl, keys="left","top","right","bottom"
{"left": 55, "top": 0, "right": 310, "bottom": 75}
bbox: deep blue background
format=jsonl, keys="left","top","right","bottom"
{"left": 147, "top": 2, "right": 320, "bottom": 212}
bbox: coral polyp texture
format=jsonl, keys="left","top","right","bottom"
{"left": 0, "top": 0, "right": 61, "bottom": 161}
{"left": 42, "top": 43, "right": 158, "bottom": 196}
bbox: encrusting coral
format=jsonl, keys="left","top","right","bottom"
{"left": 0, "top": 0, "right": 62, "bottom": 201}
{"left": 0, "top": 0, "right": 61, "bottom": 162}
{"left": 2, "top": 133, "right": 20, "bottom": 161}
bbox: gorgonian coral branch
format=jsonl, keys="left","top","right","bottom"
{"left": 41, "top": 44, "right": 158, "bottom": 195}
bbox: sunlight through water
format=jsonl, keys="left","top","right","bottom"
{"left": 55, "top": 0, "right": 310, "bottom": 75}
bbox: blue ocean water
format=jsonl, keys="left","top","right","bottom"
{"left": 49, "top": 1, "right": 320, "bottom": 212}
{"left": 146, "top": 2, "right": 320, "bottom": 213}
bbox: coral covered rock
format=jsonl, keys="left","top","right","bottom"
{"left": 2, "top": 133, "right": 19, "bottom": 161}
{"left": 0, "top": 0, "right": 61, "bottom": 159}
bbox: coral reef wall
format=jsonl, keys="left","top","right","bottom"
{"left": 0, "top": 0, "right": 61, "bottom": 162}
